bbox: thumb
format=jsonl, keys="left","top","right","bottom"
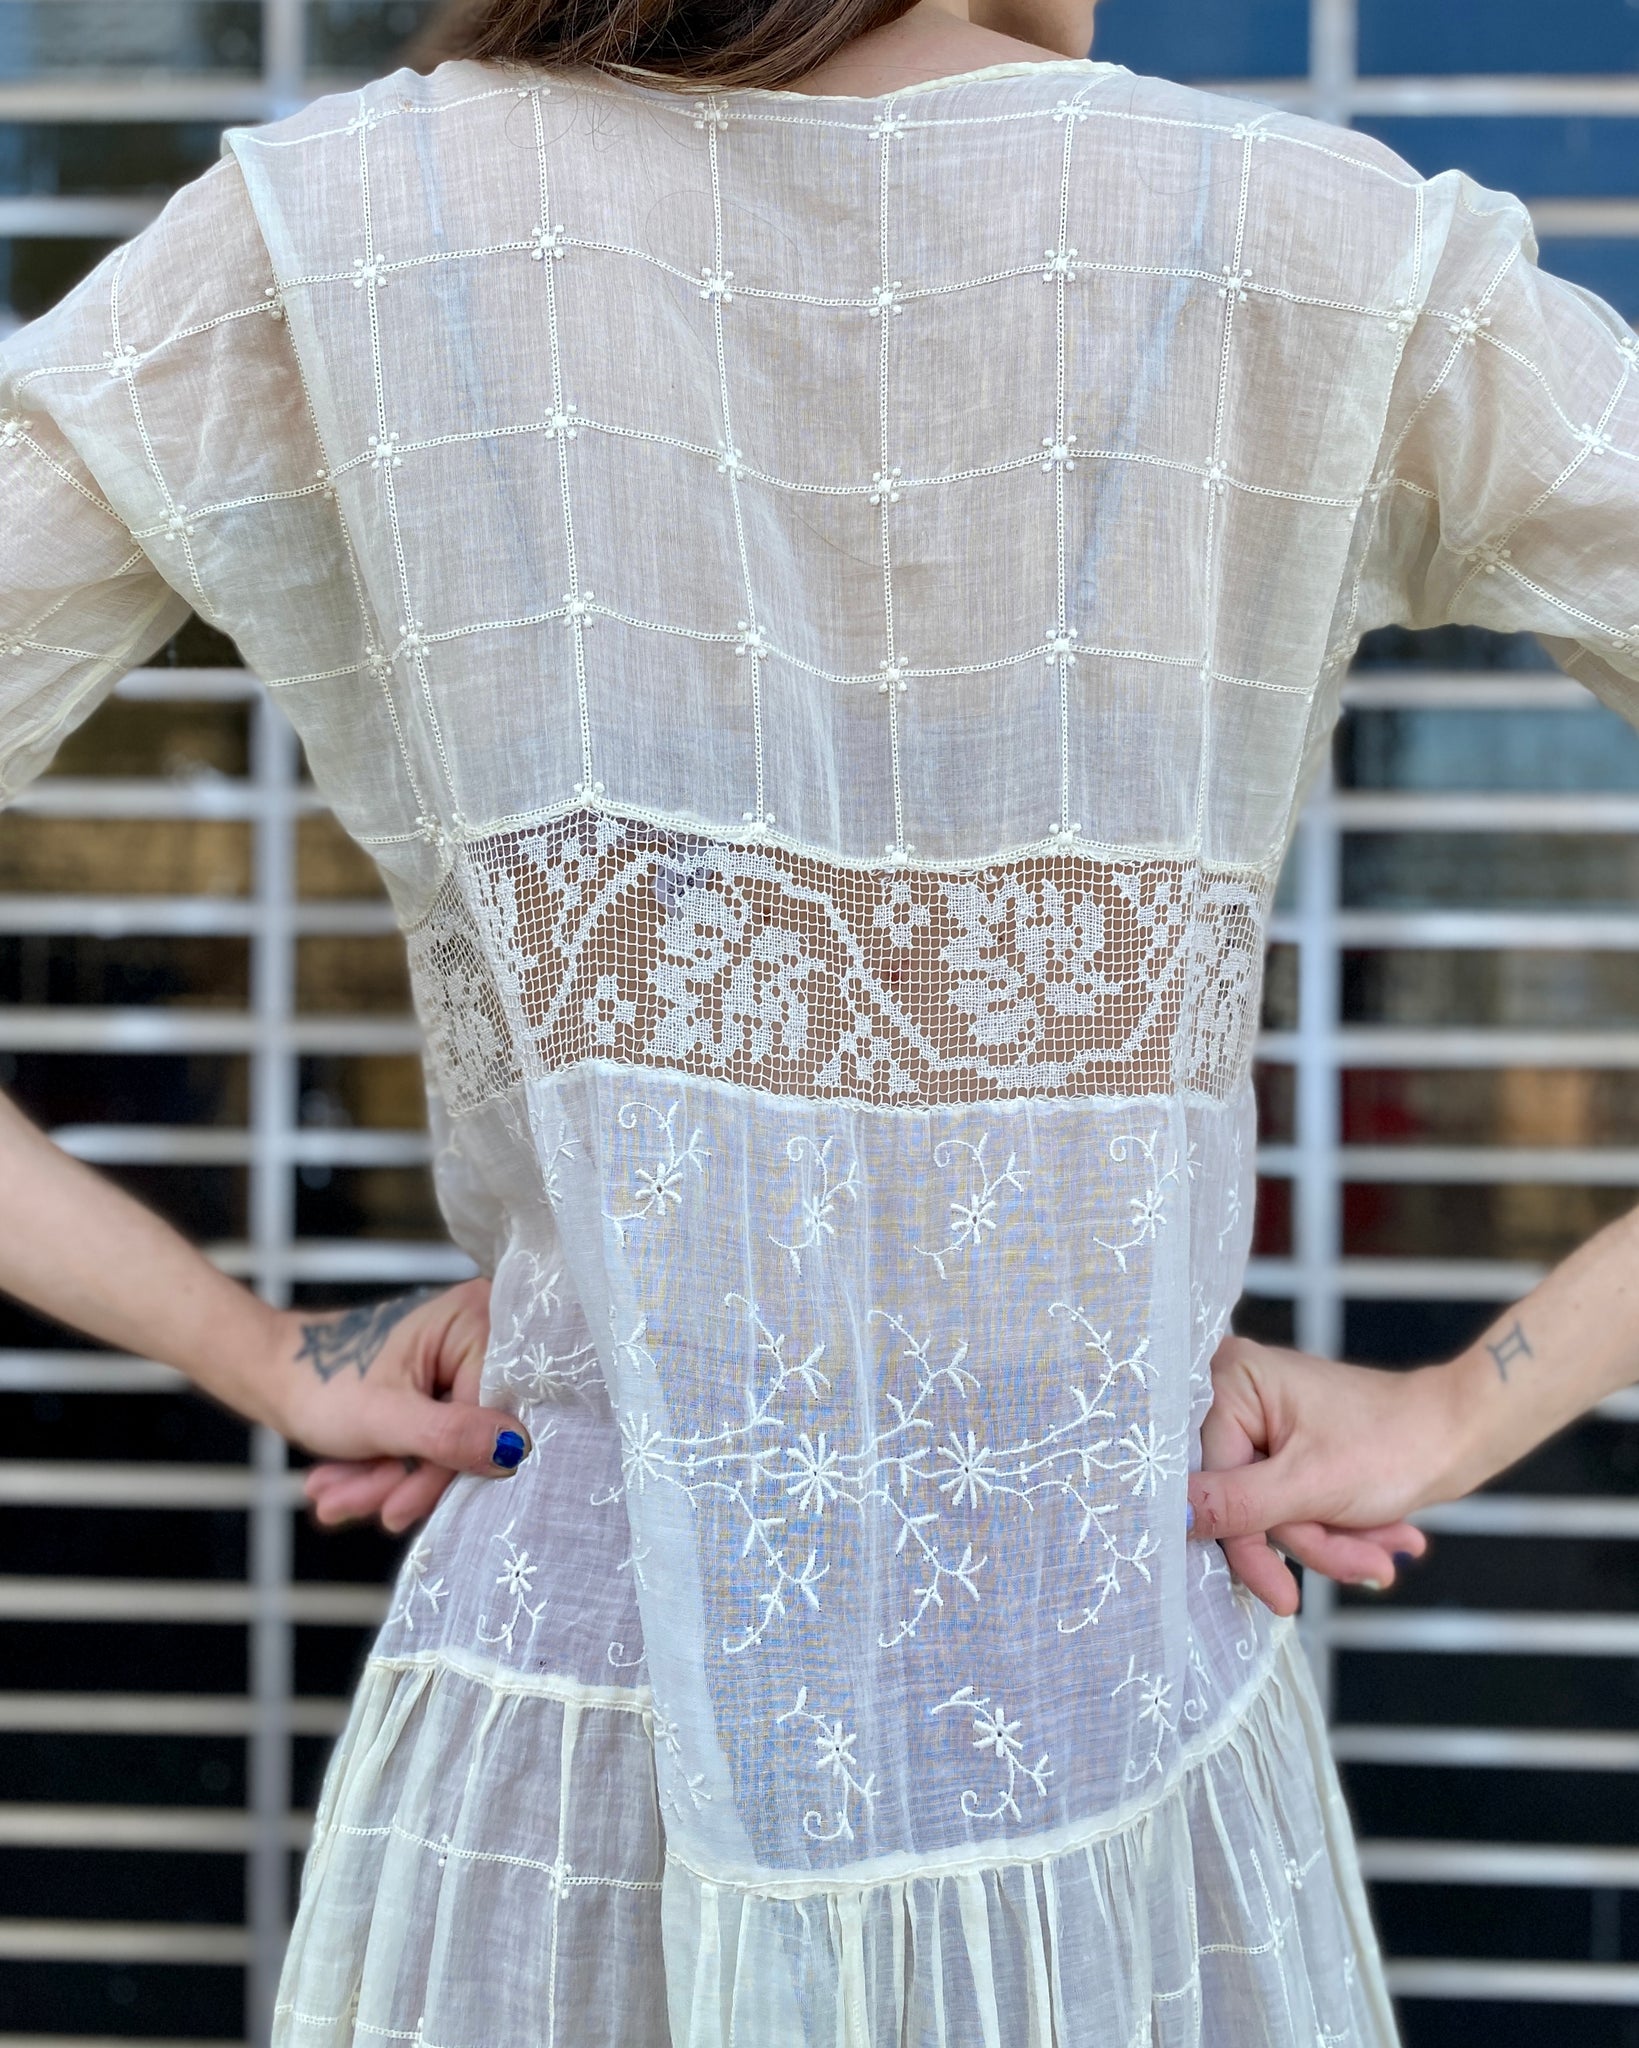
{"left": 373, "top": 1388, "right": 534, "bottom": 1478}
{"left": 1188, "top": 1452, "right": 1307, "bottom": 1544}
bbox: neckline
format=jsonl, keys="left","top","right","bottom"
{"left": 606, "top": 55, "right": 1121, "bottom": 104}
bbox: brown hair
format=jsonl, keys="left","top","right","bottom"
{"left": 406, "top": 0, "right": 922, "bottom": 94}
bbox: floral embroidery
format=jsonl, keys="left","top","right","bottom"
{"left": 475, "top": 1518, "right": 552, "bottom": 1652}
{"left": 914, "top": 1131, "right": 1029, "bottom": 1279}
{"left": 605, "top": 1099, "right": 709, "bottom": 1246}
{"left": 930, "top": 1686, "right": 1052, "bottom": 1820}
{"left": 768, "top": 1134, "right": 860, "bottom": 1274}
{"left": 1092, "top": 1128, "right": 1183, "bottom": 1272}
{"left": 775, "top": 1688, "right": 877, "bottom": 1841}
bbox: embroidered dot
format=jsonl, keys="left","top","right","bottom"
{"left": 563, "top": 589, "right": 596, "bottom": 625}
{"left": 0, "top": 413, "right": 30, "bottom": 448}
{"left": 870, "top": 110, "right": 910, "bottom": 141}
{"left": 1218, "top": 267, "right": 1251, "bottom": 304}
{"left": 102, "top": 345, "right": 140, "bottom": 380}
{"left": 1044, "top": 625, "right": 1080, "bottom": 667}
{"left": 163, "top": 508, "right": 197, "bottom": 542}
{"left": 1040, "top": 433, "right": 1079, "bottom": 473}
{"left": 1052, "top": 98, "right": 1095, "bottom": 125}
{"left": 1041, "top": 245, "right": 1080, "bottom": 283}
{"left": 1578, "top": 423, "right": 1617, "bottom": 457}
{"left": 1611, "top": 624, "right": 1639, "bottom": 657}
{"left": 351, "top": 255, "right": 386, "bottom": 290}
{"left": 1047, "top": 821, "right": 1081, "bottom": 847}
{"left": 1448, "top": 305, "right": 1492, "bottom": 347}
{"left": 868, "top": 466, "right": 903, "bottom": 506}
{"left": 693, "top": 97, "right": 732, "bottom": 130}
{"left": 870, "top": 282, "right": 904, "bottom": 318}
{"left": 741, "top": 809, "right": 777, "bottom": 831}
{"left": 345, "top": 105, "right": 386, "bottom": 137}
{"left": 1384, "top": 298, "right": 1419, "bottom": 335}
{"left": 573, "top": 776, "right": 607, "bottom": 800}
{"left": 546, "top": 1855, "right": 574, "bottom": 1897}
{"left": 399, "top": 624, "right": 428, "bottom": 656}
{"left": 262, "top": 284, "right": 285, "bottom": 321}
{"left": 1469, "top": 538, "right": 1512, "bottom": 576}
{"left": 1620, "top": 335, "right": 1639, "bottom": 372}
{"left": 544, "top": 404, "right": 579, "bottom": 441}
{"left": 368, "top": 431, "right": 402, "bottom": 470}
{"left": 5, "top": 638, "right": 28, "bottom": 657}
{"left": 529, "top": 222, "right": 567, "bottom": 261}
{"left": 365, "top": 643, "right": 392, "bottom": 678}
{"left": 716, "top": 444, "right": 744, "bottom": 478}
{"left": 1202, "top": 460, "right": 1229, "bottom": 495}
{"left": 699, "top": 268, "right": 735, "bottom": 305}
{"left": 734, "top": 621, "right": 770, "bottom": 659}
{"left": 314, "top": 466, "right": 336, "bottom": 500}
{"left": 1231, "top": 120, "right": 1272, "bottom": 143}
{"left": 884, "top": 841, "right": 917, "bottom": 864}
{"left": 877, "top": 656, "right": 910, "bottom": 695}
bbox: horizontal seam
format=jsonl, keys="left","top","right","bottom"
{"left": 363, "top": 1643, "right": 653, "bottom": 1712}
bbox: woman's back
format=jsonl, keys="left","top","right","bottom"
{"left": 5, "top": 49, "right": 1638, "bottom": 2044}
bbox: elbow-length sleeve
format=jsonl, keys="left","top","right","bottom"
{"left": 1357, "top": 169, "right": 1639, "bottom": 723}
{"left": 0, "top": 269, "right": 193, "bottom": 803}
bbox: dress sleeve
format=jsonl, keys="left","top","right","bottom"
{"left": 0, "top": 258, "right": 194, "bottom": 803}
{"left": 1356, "top": 168, "right": 1639, "bottom": 723}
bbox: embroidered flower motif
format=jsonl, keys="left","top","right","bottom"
{"left": 868, "top": 466, "right": 903, "bottom": 505}
{"left": 769, "top": 1133, "right": 860, "bottom": 1273}
{"left": 562, "top": 588, "right": 596, "bottom": 625}
{"left": 1052, "top": 97, "right": 1096, "bottom": 125}
{"left": 1578, "top": 422, "right": 1617, "bottom": 457}
{"left": 363, "top": 642, "right": 392, "bottom": 679}
{"left": 1447, "top": 304, "right": 1492, "bottom": 347}
{"left": 931, "top": 1686, "right": 1052, "bottom": 1821}
{"left": 544, "top": 403, "right": 579, "bottom": 440}
{"left": 692, "top": 97, "right": 732, "bottom": 129}
{"left": 1610, "top": 624, "right": 1639, "bottom": 658}
{"left": 741, "top": 808, "right": 777, "bottom": 830}
{"left": 606, "top": 1099, "right": 709, "bottom": 1243}
{"left": 1040, "top": 432, "right": 1079, "bottom": 472}
{"left": 1046, "top": 821, "right": 1081, "bottom": 848}
{"left": 869, "top": 281, "right": 904, "bottom": 317}
{"left": 162, "top": 508, "right": 196, "bottom": 543}
{"left": 869, "top": 109, "right": 910, "bottom": 141}
{"left": 776, "top": 1688, "right": 877, "bottom": 1843}
{"left": 351, "top": 254, "right": 386, "bottom": 289}
{"left": 734, "top": 620, "right": 770, "bottom": 659}
{"left": 314, "top": 465, "right": 336, "bottom": 501}
{"left": 1202, "top": 460, "right": 1229, "bottom": 495}
{"left": 1218, "top": 267, "right": 1252, "bottom": 303}
{"left": 1041, "top": 244, "right": 1081, "bottom": 283}
{"left": 915, "top": 1132, "right": 1029, "bottom": 1280}
{"left": 367, "top": 431, "right": 402, "bottom": 470}
{"left": 1045, "top": 624, "right": 1080, "bottom": 667}
{"left": 877, "top": 655, "right": 910, "bottom": 695}
{"left": 344, "top": 104, "right": 386, "bottom": 136}
{"left": 0, "top": 412, "right": 28, "bottom": 447}
{"left": 1384, "top": 297, "right": 1419, "bottom": 335}
{"left": 102, "top": 344, "right": 140, "bottom": 380}
{"left": 1469, "top": 538, "right": 1512, "bottom": 576}
{"left": 936, "top": 1428, "right": 999, "bottom": 1509}
{"left": 529, "top": 222, "right": 567, "bottom": 261}
{"left": 262, "top": 283, "right": 285, "bottom": 321}
{"left": 715, "top": 443, "right": 744, "bottom": 478}
{"left": 699, "top": 267, "right": 735, "bottom": 304}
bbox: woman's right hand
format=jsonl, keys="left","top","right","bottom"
{"left": 1187, "top": 1334, "right": 1449, "bottom": 1616}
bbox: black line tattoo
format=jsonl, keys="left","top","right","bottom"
{"left": 1485, "top": 1318, "right": 1534, "bottom": 1383}
{"left": 296, "top": 1289, "right": 439, "bottom": 1384}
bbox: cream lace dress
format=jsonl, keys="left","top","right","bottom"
{"left": 5, "top": 49, "right": 1639, "bottom": 2048}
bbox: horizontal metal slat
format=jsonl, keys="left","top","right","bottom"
{"left": 1416, "top": 1497, "right": 1639, "bottom": 1539}
{"left": 207, "top": 1241, "right": 477, "bottom": 1284}
{"left": 1332, "top": 792, "right": 1639, "bottom": 831}
{"left": 0, "top": 197, "right": 160, "bottom": 238}
{"left": 1267, "top": 909, "right": 1639, "bottom": 949}
{"left": 15, "top": 779, "right": 323, "bottom": 820}
{"left": 1245, "top": 1254, "right": 1546, "bottom": 1297}
{"left": 0, "top": 1578, "right": 386, "bottom": 1625}
{"left": 0, "top": 897, "right": 393, "bottom": 936}
{"left": 0, "top": 1808, "right": 309, "bottom": 1852}
{"left": 0, "top": 1916, "right": 249, "bottom": 1966}
{"left": 1258, "top": 1027, "right": 1639, "bottom": 1068}
{"left": 1257, "top": 1143, "right": 1639, "bottom": 1185}
{"left": 1216, "top": 73, "right": 1639, "bottom": 115}
{"left": 1340, "top": 676, "right": 1590, "bottom": 712}
{"left": 1385, "top": 1959, "right": 1639, "bottom": 2004}
{"left": 0, "top": 1352, "right": 186, "bottom": 1392}
{"left": 1324, "top": 1611, "right": 1639, "bottom": 1655}
{"left": 0, "top": 1010, "right": 424, "bottom": 1053}
{"left": 1361, "top": 1839, "right": 1639, "bottom": 1887}
{"left": 1332, "top": 1726, "right": 1639, "bottom": 1772}
{"left": 50, "top": 1126, "right": 430, "bottom": 1167}
{"left": 0, "top": 1462, "right": 304, "bottom": 1509}
{"left": 0, "top": 1693, "right": 347, "bottom": 1736}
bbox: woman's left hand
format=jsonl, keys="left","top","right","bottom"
{"left": 1189, "top": 1333, "right": 1443, "bottom": 1616}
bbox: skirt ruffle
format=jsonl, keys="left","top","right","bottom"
{"left": 273, "top": 1627, "right": 1397, "bottom": 2047}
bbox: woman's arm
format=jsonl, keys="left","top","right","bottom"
{"left": 1186, "top": 1198, "right": 1639, "bottom": 1613}
{"left": 0, "top": 1088, "right": 532, "bottom": 1530}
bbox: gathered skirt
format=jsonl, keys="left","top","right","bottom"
{"left": 271, "top": 1618, "right": 1398, "bottom": 2047}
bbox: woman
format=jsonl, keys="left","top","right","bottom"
{"left": 2, "top": 0, "right": 1636, "bottom": 2037}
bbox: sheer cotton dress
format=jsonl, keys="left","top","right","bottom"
{"left": 4, "top": 50, "right": 1639, "bottom": 2048}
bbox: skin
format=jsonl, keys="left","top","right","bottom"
{"left": 5, "top": 0, "right": 1635, "bottom": 1578}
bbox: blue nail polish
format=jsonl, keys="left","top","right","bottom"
{"left": 1185, "top": 1499, "right": 1195, "bottom": 1535}
{"left": 492, "top": 1429, "right": 527, "bottom": 1470}
{"left": 1393, "top": 1549, "right": 1415, "bottom": 1567}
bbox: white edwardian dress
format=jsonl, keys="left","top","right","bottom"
{"left": 4, "top": 50, "right": 1639, "bottom": 2048}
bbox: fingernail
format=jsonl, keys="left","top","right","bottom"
{"left": 1394, "top": 1550, "right": 1416, "bottom": 1566}
{"left": 492, "top": 1428, "right": 528, "bottom": 1471}
{"left": 1185, "top": 1499, "right": 1195, "bottom": 1535}
{"left": 1359, "top": 1577, "right": 1383, "bottom": 1592}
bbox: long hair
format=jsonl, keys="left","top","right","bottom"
{"left": 405, "top": 0, "right": 924, "bottom": 93}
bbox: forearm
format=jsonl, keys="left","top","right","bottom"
{"left": 1428, "top": 1198, "right": 1639, "bottom": 1503}
{"left": 0, "top": 1088, "right": 286, "bottom": 1428}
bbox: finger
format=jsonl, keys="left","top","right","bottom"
{"left": 368, "top": 1387, "right": 535, "bottom": 1479}
{"left": 307, "top": 1461, "right": 404, "bottom": 1527}
{"left": 1220, "top": 1532, "right": 1300, "bottom": 1617}
{"left": 1187, "top": 1452, "right": 1311, "bottom": 1544}
{"left": 378, "top": 1460, "right": 455, "bottom": 1535}
{"left": 1268, "top": 1519, "right": 1401, "bottom": 1588}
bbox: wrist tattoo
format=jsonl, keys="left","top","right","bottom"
{"left": 1485, "top": 1318, "right": 1533, "bottom": 1383}
{"left": 296, "top": 1288, "right": 439, "bottom": 1383}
